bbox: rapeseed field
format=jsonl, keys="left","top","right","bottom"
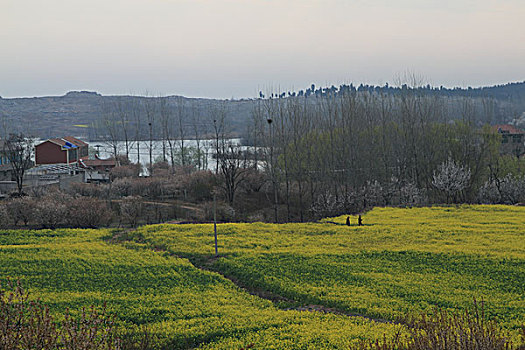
{"left": 0, "top": 226, "right": 398, "bottom": 348}
{"left": 135, "top": 205, "right": 525, "bottom": 331}
{"left": 0, "top": 205, "right": 523, "bottom": 348}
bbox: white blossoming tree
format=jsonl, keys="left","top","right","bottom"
{"left": 432, "top": 158, "right": 471, "bottom": 203}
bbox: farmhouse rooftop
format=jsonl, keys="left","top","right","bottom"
{"left": 492, "top": 124, "right": 524, "bottom": 134}
{"left": 42, "top": 136, "right": 88, "bottom": 148}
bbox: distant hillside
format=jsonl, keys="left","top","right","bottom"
{"left": 1, "top": 82, "right": 525, "bottom": 140}
{"left": 0, "top": 91, "right": 255, "bottom": 140}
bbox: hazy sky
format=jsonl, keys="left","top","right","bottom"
{"left": 1, "top": 0, "right": 524, "bottom": 99}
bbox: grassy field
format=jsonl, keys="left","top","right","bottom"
{"left": 0, "top": 205, "right": 523, "bottom": 348}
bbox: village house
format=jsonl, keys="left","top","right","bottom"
{"left": 80, "top": 156, "right": 117, "bottom": 173}
{"left": 492, "top": 124, "right": 525, "bottom": 158}
{"left": 35, "top": 136, "right": 89, "bottom": 165}
{"left": 2, "top": 135, "right": 119, "bottom": 195}
{"left": 31, "top": 137, "right": 117, "bottom": 186}
{"left": 80, "top": 156, "right": 117, "bottom": 183}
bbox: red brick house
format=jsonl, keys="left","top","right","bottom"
{"left": 35, "top": 137, "right": 89, "bottom": 165}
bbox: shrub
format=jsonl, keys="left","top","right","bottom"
{"left": 384, "top": 177, "right": 425, "bottom": 207}
{"left": 182, "top": 171, "right": 217, "bottom": 201}
{"left": 119, "top": 196, "right": 144, "bottom": 227}
{"left": 6, "top": 196, "right": 36, "bottom": 226}
{"left": 62, "top": 305, "right": 120, "bottom": 349}
{"left": 202, "top": 201, "right": 235, "bottom": 222}
{"left": 151, "top": 161, "right": 170, "bottom": 174}
{"left": 356, "top": 299, "right": 523, "bottom": 350}
{"left": 478, "top": 175, "right": 525, "bottom": 204}
{"left": 161, "top": 177, "right": 180, "bottom": 199}
{"left": 66, "top": 197, "right": 112, "bottom": 228}
{"left": 0, "top": 203, "right": 8, "bottom": 228}
{"left": 362, "top": 180, "right": 386, "bottom": 207}
{"left": 0, "top": 279, "right": 120, "bottom": 349}
{"left": 311, "top": 190, "right": 344, "bottom": 218}
{"left": 69, "top": 182, "right": 107, "bottom": 198}
{"left": 110, "top": 164, "right": 140, "bottom": 180}
{"left": 239, "top": 169, "right": 267, "bottom": 194}
{"left": 398, "top": 182, "right": 425, "bottom": 206}
{"left": 477, "top": 180, "right": 501, "bottom": 204}
{"left": 115, "top": 155, "right": 131, "bottom": 166}
{"left": 137, "top": 177, "right": 164, "bottom": 199}
{"left": 497, "top": 175, "right": 525, "bottom": 203}
{"left": 34, "top": 191, "right": 71, "bottom": 229}
{"left": 112, "top": 178, "right": 134, "bottom": 197}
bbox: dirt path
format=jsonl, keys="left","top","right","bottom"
{"left": 195, "top": 255, "right": 397, "bottom": 324}
{"left": 109, "top": 229, "right": 397, "bottom": 325}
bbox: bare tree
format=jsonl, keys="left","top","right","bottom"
{"left": 130, "top": 97, "right": 143, "bottom": 166}
{"left": 210, "top": 102, "right": 227, "bottom": 174}
{"left": 159, "top": 97, "right": 176, "bottom": 169}
{"left": 192, "top": 108, "right": 207, "bottom": 170}
{"left": 120, "top": 196, "right": 144, "bottom": 227}
{"left": 218, "top": 142, "right": 250, "bottom": 206}
{"left": 262, "top": 94, "right": 280, "bottom": 223}
{"left": 99, "top": 102, "right": 121, "bottom": 159}
{"left": 3, "top": 134, "right": 34, "bottom": 195}
{"left": 176, "top": 98, "right": 188, "bottom": 167}
{"left": 144, "top": 96, "right": 157, "bottom": 176}
{"left": 115, "top": 99, "right": 135, "bottom": 160}
{"left": 249, "top": 99, "right": 266, "bottom": 171}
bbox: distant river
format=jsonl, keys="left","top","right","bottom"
{"left": 91, "top": 138, "right": 243, "bottom": 171}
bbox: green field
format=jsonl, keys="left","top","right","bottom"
{"left": 0, "top": 205, "right": 524, "bottom": 348}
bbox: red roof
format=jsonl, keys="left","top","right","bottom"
{"left": 81, "top": 158, "right": 116, "bottom": 167}
{"left": 492, "top": 124, "right": 524, "bottom": 134}
{"left": 63, "top": 136, "right": 88, "bottom": 147}
{"left": 38, "top": 136, "right": 88, "bottom": 148}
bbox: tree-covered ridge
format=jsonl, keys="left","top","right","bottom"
{"left": 263, "top": 81, "right": 525, "bottom": 100}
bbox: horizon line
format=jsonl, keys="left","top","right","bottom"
{"left": 2, "top": 79, "right": 525, "bottom": 100}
